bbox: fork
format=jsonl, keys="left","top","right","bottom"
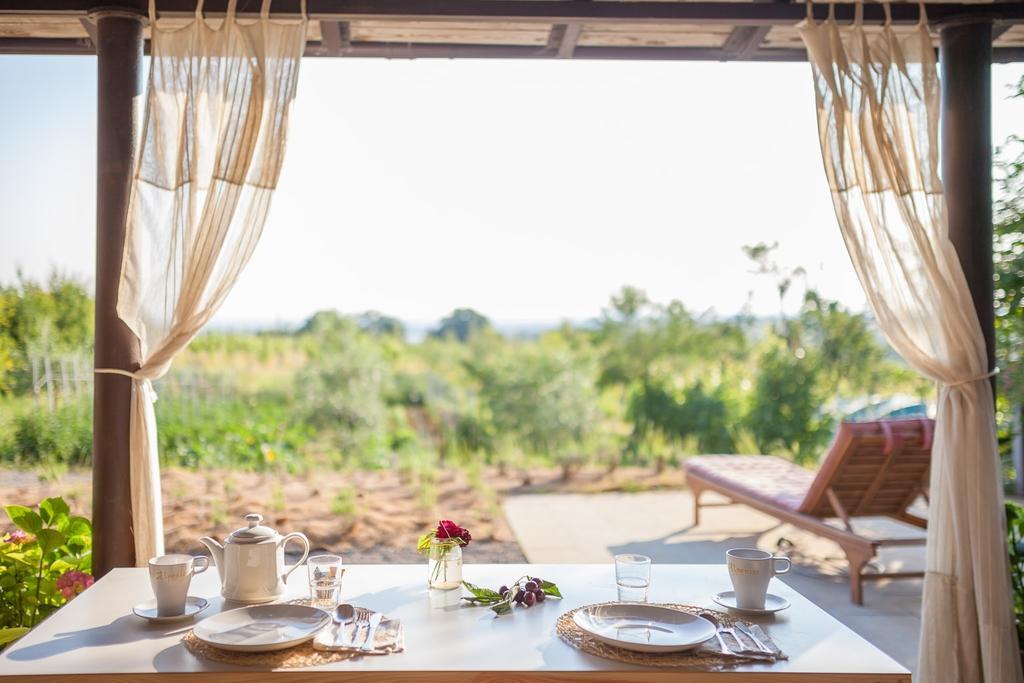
{"left": 348, "top": 607, "right": 370, "bottom": 647}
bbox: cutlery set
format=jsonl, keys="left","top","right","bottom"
{"left": 699, "top": 611, "right": 780, "bottom": 661}
{"left": 334, "top": 604, "right": 384, "bottom": 651}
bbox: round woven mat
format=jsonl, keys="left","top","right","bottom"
{"left": 183, "top": 630, "right": 365, "bottom": 669}
{"left": 556, "top": 603, "right": 753, "bottom": 670}
{"left": 182, "top": 599, "right": 401, "bottom": 669}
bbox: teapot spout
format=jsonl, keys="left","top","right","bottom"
{"left": 198, "top": 537, "right": 225, "bottom": 582}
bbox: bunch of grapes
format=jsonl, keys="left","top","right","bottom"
{"left": 500, "top": 576, "right": 547, "bottom": 608}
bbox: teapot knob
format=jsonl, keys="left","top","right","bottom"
{"left": 245, "top": 513, "right": 263, "bottom": 527}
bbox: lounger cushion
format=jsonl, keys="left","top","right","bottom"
{"left": 684, "top": 455, "right": 814, "bottom": 511}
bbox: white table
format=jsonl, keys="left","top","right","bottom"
{"left": 0, "top": 564, "right": 911, "bottom": 682}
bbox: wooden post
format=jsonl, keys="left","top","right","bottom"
{"left": 939, "top": 19, "right": 995, "bottom": 393}
{"left": 92, "top": 7, "right": 144, "bottom": 577}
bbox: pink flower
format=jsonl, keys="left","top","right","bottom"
{"left": 3, "top": 530, "right": 30, "bottom": 546}
{"left": 56, "top": 570, "right": 94, "bottom": 600}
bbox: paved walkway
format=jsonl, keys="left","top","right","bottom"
{"left": 503, "top": 489, "right": 924, "bottom": 672}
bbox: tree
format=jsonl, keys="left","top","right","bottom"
{"left": 469, "top": 343, "right": 597, "bottom": 462}
{"left": 746, "top": 344, "right": 833, "bottom": 464}
{"left": 297, "top": 317, "right": 387, "bottom": 458}
{"left": 430, "top": 308, "right": 491, "bottom": 343}
{"left": 356, "top": 311, "right": 405, "bottom": 338}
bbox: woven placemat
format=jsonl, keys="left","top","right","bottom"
{"left": 182, "top": 600, "right": 403, "bottom": 669}
{"left": 556, "top": 603, "right": 779, "bottom": 671}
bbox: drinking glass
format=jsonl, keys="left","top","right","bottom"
{"left": 615, "top": 554, "right": 651, "bottom": 602}
{"left": 307, "top": 554, "right": 344, "bottom": 609}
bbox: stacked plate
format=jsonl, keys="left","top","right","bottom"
{"left": 572, "top": 603, "right": 716, "bottom": 653}
{"left": 193, "top": 604, "right": 331, "bottom": 652}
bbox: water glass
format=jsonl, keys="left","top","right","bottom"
{"left": 615, "top": 554, "right": 651, "bottom": 602}
{"left": 307, "top": 554, "right": 344, "bottom": 609}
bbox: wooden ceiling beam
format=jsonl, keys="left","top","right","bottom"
{"left": 318, "top": 20, "right": 351, "bottom": 56}
{"left": 545, "top": 22, "right": 582, "bottom": 59}
{"left": 2, "top": 37, "right": 1022, "bottom": 63}
{"left": 2, "top": 1, "right": 1023, "bottom": 28}
{"left": 78, "top": 15, "right": 97, "bottom": 46}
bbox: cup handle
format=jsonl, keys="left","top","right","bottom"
{"left": 772, "top": 556, "right": 792, "bottom": 575}
{"left": 192, "top": 556, "right": 210, "bottom": 576}
{"left": 280, "top": 532, "right": 311, "bottom": 584}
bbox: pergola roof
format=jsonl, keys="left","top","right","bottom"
{"left": 2, "top": 0, "right": 1023, "bottom": 61}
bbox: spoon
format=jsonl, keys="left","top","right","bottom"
{"left": 333, "top": 603, "right": 355, "bottom": 646}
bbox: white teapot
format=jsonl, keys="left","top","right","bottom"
{"left": 199, "top": 513, "right": 310, "bottom": 604}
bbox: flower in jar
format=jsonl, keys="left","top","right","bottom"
{"left": 56, "top": 570, "right": 94, "bottom": 600}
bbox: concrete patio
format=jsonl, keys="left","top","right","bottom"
{"left": 503, "top": 489, "right": 925, "bottom": 672}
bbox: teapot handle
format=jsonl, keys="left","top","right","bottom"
{"left": 280, "top": 532, "right": 311, "bottom": 584}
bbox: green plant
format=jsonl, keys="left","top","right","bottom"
{"left": 330, "top": 486, "right": 359, "bottom": 518}
{"left": 1, "top": 497, "right": 92, "bottom": 649}
{"left": 1006, "top": 501, "right": 1024, "bottom": 650}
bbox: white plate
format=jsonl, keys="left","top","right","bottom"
{"left": 193, "top": 604, "right": 331, "bottom": 652}
{"left": 572, "top": 603, "right": 716, "bottom": 653}
{"left": 132, "top": 596, "right": 209, "bottom": 622}
{"left": 713, "top": 591, "right": 791, "bottom": 614}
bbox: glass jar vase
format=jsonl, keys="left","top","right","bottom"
{"left": 427, "top": 539, "right": 463, "bottom": 590}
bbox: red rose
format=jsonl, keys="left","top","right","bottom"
{"left": 436, "top": 519, "right": 472, "bottom": 547}
{"left": 436, "top": 519, "right": 462, "bottom": 541}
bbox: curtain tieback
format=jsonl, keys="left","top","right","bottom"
{"left": 94, "top": 368, "right": 158, "bottom": 402}
{"left": 946, "top": 367, "right": 999, "bottom": 388}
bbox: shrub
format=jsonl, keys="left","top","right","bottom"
{"left": 1, "top": 497, "right": 92, "bottom": 650}
{"left": 1007, "top": 501, "right": 1024, "bottom": 650}
{"left": 0, "top": 401, "right": 91, "bottom": 466}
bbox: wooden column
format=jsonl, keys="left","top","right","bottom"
{"left": 939, "top": 18, "right": 995, "bottom": 390}
{"left": 92, "top": 7, "right": 144, "bottom": 577}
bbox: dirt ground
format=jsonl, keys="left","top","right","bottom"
{"left": 0, "top": 465, "right": 687, "bottom": 563}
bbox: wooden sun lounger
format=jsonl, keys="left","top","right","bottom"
{"left": 684, "top": 418, "right": 933, "bottom": 604}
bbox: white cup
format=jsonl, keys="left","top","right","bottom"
{"left": 726, "top": 548, "right": 791, "bottom": 610}
{"left": 149, "top": 554, "right": 209, "bottom": 617}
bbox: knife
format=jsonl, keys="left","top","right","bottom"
{"left": 360, "top": 612, "right": 384, "bottom": 652}
{"left": 736, "top": 622, "right": 773, "bottom": 655}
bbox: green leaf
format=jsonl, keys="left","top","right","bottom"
{"left": 59, "top": 516, "right": 90, "bottom": 539}
{"left": 416, "top": 533, "right": 434, "bottom": 553}
{"left": 490, "top": 600, "right": 514, "bottom": 616}
{"left": 541, "top": 580, "right": 563, "bottom": 599}
{"left": 39, "top": 498, "right": 70, "bottom": 526}
{"left": 4, "top": 505, "right": 42, "bottom": 535}
{"left": 0, "top": 628, "right": 29, "bottom": 646}
{"left": 35, "top": 529, "right": 65, "bottom": 555}
{"left": 461, "top": 581, "right": 501, "bottom": 602}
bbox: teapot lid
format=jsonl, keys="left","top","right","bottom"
{"left": 227, "top": 513, "right": 277, "bottom": 544}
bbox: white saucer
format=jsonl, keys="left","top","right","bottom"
{"left": 133, "top": 596, "right": 209, "bottom": 622}
{"left": 713, "top": 591, "right": 790, "bottom": 614}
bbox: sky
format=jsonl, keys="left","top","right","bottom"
{"left": 1, "top": 56, "right": 1022, "bottom": 329}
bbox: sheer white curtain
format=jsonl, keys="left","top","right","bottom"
{"left": 96, "top": 0, "right": 306, "bottom": 563}
{"left": 800, "top": 5, "right": 1020, "bottom": 681}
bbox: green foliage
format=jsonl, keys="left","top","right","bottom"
{"left": 297, "top": 317, "right": 387, "bottom": 460}
{"left": 0, "top": 399, "right": 91, "bottom": 466}
{"left": 1, "top": 497, "right": 92, "bottom": 650}
{"left": 746, "top": 345, "right": 834, "bottom": 464}
{"left": 430, "top": 308, "right": 491, "bottom": 343}
{"left": 995, "top": 80, "right": 1024, "bottom": 410}
{"left": 156, "top": 393, "right": 312, "bottom": 471}
{"left": 470, "top": 342, "right": 597, "bottom": 461}
{"left": 0, "top": 272, "right": 93, "bottom": 396}
{"left": 1006, "top": 501, "right": 1024, "bottom": 649}
{"left": 0, "top": 257, "right": 926, "bottom": 474}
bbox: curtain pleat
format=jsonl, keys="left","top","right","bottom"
{"left": 800, "top": 11, "right": 1021, "bottom": 682}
